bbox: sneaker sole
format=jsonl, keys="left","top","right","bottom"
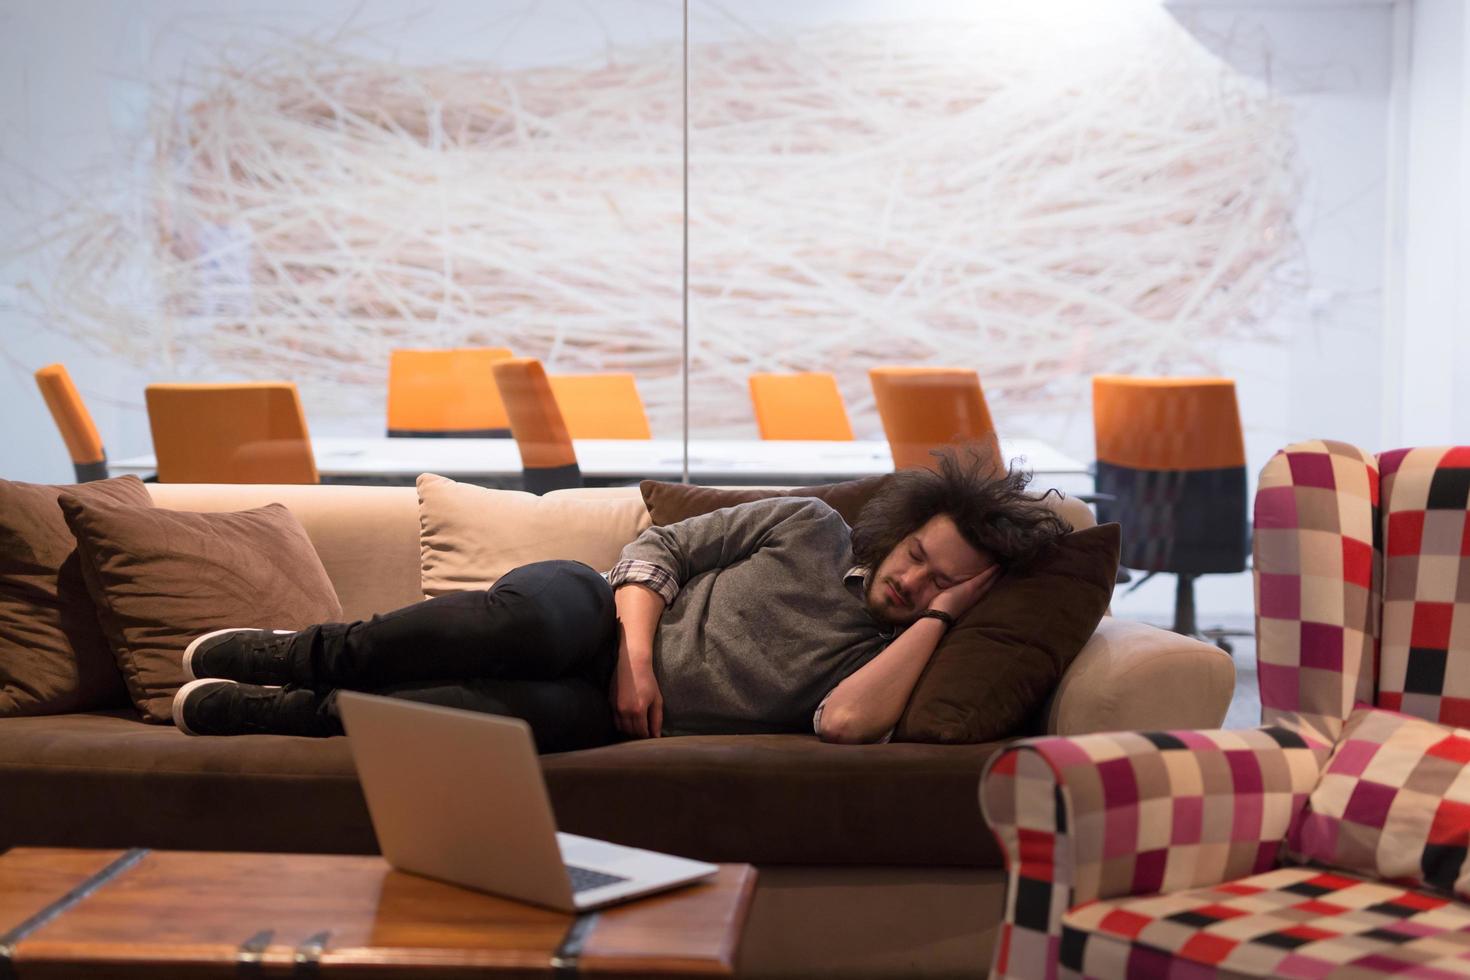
{"left": 172, "top": 677, "right": 236, "bottom": 736}
{"left": 182, "top": 628, "right": 293, "bottom": 681}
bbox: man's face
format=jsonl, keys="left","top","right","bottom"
{"left": 865, "top": 514, "right": 995, "bottom": 626}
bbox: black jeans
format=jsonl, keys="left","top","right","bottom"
{"left": 292, "top": 560, "right": 619, "bottom": 753}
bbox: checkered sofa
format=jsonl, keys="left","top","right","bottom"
{"left": 981, "top": 440, "right": 1470, "bottom": 978}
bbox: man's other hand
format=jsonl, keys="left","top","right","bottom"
{"left": 611, "top": 652, "right": 664, "bottom": 739}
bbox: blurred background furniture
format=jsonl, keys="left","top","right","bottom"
{"left": 869, "top": 366, "right": 1000, "bottom": 471}
{"left": 144, "top": 382, "right": 319, "bottom": 484}
{"left": 548, "top": 372, "right": 652, "bottom": 439}
{"left": 1092, "top": 375, "right": 1250, "bottom": 649}
{"left": 34, "top": 364, "right": 109, "bottom": 483}
{"left": 748, "top": 372, "right": 854, "bottom": 441}
{"left": 982, "top": 440, "right": 1470, "bottom": 979}
{"left": 386, "top": 347, "right": 513, "bottom": 438}
{"left": 491, "top": 357, "right": 582, "bottom": 493}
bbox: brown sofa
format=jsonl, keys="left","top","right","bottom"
{"left": 0, "top": 482, "right": 1235, "bottom": 978}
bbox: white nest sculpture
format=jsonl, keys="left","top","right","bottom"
{"left": 14, "top": 9, "right": 1298, "bottom": 437}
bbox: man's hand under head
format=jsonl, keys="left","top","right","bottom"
{"left": 611, "top": 583, "right": 666, "bottom": 739}
{"left": 927, "top": 564, "right": 1001, "bottom": 621}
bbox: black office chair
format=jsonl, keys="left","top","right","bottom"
{"left": 1091, "top": 375, "right": 1251, "bottom": 652}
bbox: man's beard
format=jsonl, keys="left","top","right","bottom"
{"left": 865, "top": 578, "right": 916, "bottom": 627}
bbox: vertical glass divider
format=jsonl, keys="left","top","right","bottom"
{"left": 681, "top": 0, "right": 691, "bottom": 484}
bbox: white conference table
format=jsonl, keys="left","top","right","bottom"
{"left": 110, "top": 437, "right": 1093, "bottom": 489}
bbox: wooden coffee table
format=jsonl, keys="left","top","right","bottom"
{"left": 0, "top": 847, "right": 755, "bottom": 977}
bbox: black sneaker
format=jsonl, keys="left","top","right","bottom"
{"left": 183, "top": 628, "right": 298, "bottom": 686}
{"left": 172, "top": 679, "right": 335, "bottom": 737}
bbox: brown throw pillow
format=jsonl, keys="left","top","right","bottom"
{"left": 640, "top": 475, "right": 892, "bottom": 527}
{"left": 58, "top": 496, "right": 343, "bottom": 723}
{"left": 0, "top": 476, "right": 147, "bottom": 716}
{"left": 893, "top": 523, "right": 1120, "bottom": 744}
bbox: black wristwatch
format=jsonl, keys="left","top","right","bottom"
{"left": 917, "top": 608, "right": 955, "bottom": 628}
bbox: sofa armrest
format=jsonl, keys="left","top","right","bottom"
{"left": 1044, "top": 618, "right": 1235, "bottom": 735}
{"left": 979, "top": 726, "right": 1330, "bottom": 979}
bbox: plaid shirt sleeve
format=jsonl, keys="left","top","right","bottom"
{"left": 606, "top": 558, "right": 680, "bottom": 606}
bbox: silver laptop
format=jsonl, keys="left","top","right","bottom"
{"left": 336, "top": 691, "right": 718, "bottom": 912}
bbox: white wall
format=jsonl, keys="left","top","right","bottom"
{"left": 1392, "top": 0, "right": 1470, "bottom": 448}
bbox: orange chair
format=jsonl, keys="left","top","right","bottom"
{"left": 34, "top": 364, "right": 109, "bottom": 482}
{"left": 748, "top": 372, "right": 854, "bottom": 441}
{"left": 548, "top": 373, "right": 652, "bottom": 439}
{"left": 387, "top": 348, "right": 514, "bottom": 438}
{"left": 868, "top": 366, "right": 1000, "bottom": 470}
{"left": 145, "top": 383, "right": 318, "bottom": 484}
{"left": 1092, "top": 375, "right": 1249, "bottom": 647}
{"left": 490, "top": 358, "right": 581, "bottom": 494}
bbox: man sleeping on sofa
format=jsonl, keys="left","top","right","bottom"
{"left": 171, "top": 448, "right": 1070, "bottom": 750}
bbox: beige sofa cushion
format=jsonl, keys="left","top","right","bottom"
{"left": 417, "top": 475, "right": 653, "bottom": 597}
{"left": 146, "top": 484, "right": 423, "bottom": 621}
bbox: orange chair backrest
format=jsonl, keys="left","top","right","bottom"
{"left": 548, "top": 373, "right": 652, "bottom": 439}
{"left": 868, "top": 366, "right": 1000, "bottom": 470}
{"left": 34, "top": 364, "right": 105, "bottom": 466}
{"left": 145, "top": 383, "right": 318, "bottom": 484}
{"left": 1092, "top": 376, "right": 1245, "bottom": 472}
{"left": 748, "top": 372, "right": 854, "bottom": 441}
{"left": 490, "top": 358, "right": 578, "bottom": 470}
{"left": 387, "top": 348, "right": 513, "bottom": 436}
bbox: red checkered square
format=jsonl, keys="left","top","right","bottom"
{"left": 1343, "top": 536, "right": 1373, "bottom": 588}
{"left": 1411, "top": 601, "right": 1454, "bottom": 648}
{"left": 1387, "top": 510, "right": 1424, "bottom": 556}
{"left": 1429, "top": 799, "right": 1470, "bottom": 846}
{"left": 1428, "top": 733, "right": 1470, "bottom": 764}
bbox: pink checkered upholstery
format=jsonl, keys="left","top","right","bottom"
{"left": 982, "top": 441, "right": 1470, "bottom": 978}
{"left": 1289, "top": 707, "right": 1470, "bottom": 896}
{"left": 1254, "top": 440, "right": 1380, "bottom": 739}
{"left": 1377, "top": 447, "right": 1470, "bottom": 726}
{"left": 1062, "top": 867, "right": 1470, "bottom": 977}
{"left": 981, "top": 727, "right": 1330, "bottom": 978}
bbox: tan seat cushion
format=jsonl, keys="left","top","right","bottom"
{"left": 0, "top": 476, "right": 145, "bottom": 717}
{"left": 59, "top": 497, "right": 343, "bottom": 723}
{"left": 0, "top": 714, "right": 1004, "bottom": 867}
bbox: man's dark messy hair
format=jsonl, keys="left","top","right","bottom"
{"left": 850, "top": 446, "right": 1072, "bottom": 573}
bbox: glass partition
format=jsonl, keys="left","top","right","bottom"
{"left": 0, "top": 0, "right": 1391, "bottom": 492}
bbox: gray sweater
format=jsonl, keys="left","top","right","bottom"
{"left": 614, "top": 497, "right": 889, "bottom": 736}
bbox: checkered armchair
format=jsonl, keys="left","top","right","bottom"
{"left": 981, "top": 441, "right": 1470, "bottom": 978}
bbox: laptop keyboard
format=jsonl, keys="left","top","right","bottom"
{"left": 566, "top": 864, "right": 630, "bottom": 894}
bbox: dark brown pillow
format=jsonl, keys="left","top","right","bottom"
{"left": 893, "top": 523, "right": 1120, "bottom": 744}
{"left": 640, "top": 475, "right": 892, "bottom": 527}
{"left": 0, "top": 476, "right": 146, "bottom": 716}
{"left": 58, "top": 496, "right": 343, "bottom": 723}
